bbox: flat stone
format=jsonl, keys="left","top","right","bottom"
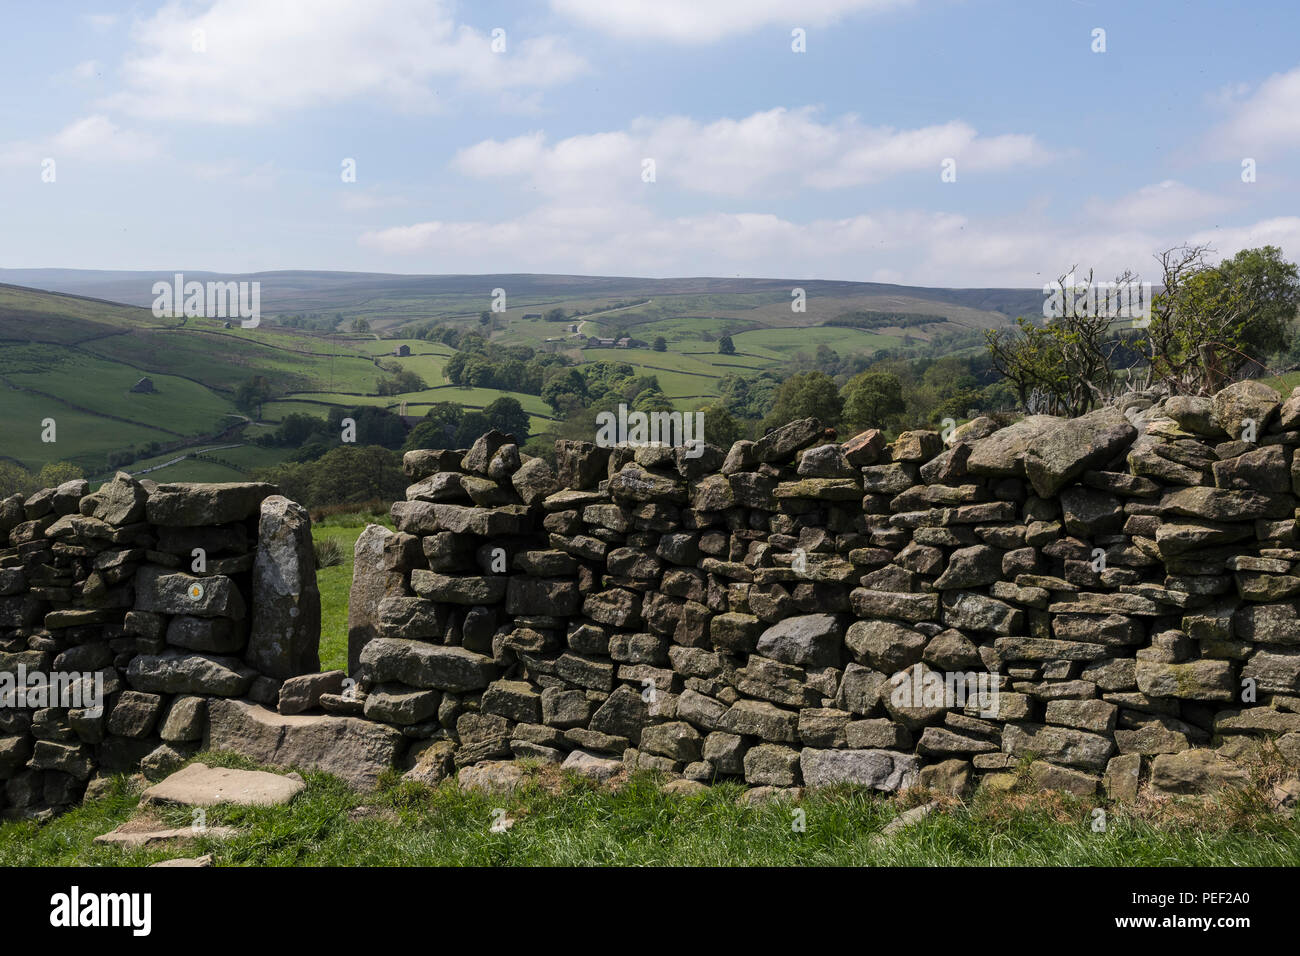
{"left": 966, "top": 416, "right": 1063, "bottom": 478}
{"left": 150, "top": 854, "right": 215, "bottom": 867}
{"left": 141, "top": 762, "right": 305, "bottom": 807}
{"left": 206, "top": 699, "right": 402, "bottom": 789}
{"left": 126, "top": 650, "right": 256, "bottom": 697}
{"left": 754, "top": 418, "right": 823, "bottom": 463}
{"left": 1002, "top": 722, "right": 1114, "bottom": 773}
{"left": 799, "top": 748, "right": 919, "bottom": 791}
{"left": 1150, "top": 749, "right": 1250, "bottom": 796}
{"left": 95, "top": 825, "right": 237, "bottom": 848}
{"left": 458, "top": 760, "right": 526, "bottom": 793}
{"left": 359, "top": 638, "right": 497, "bottom": 692}
{"left": 561, "top": 749, "right": 623, "bottom": 781}
{"left": 278, "top": 671, "right": 347, "bottom": 716}
{"left": 145, "top": 482, "right": 277, "bottom": 526}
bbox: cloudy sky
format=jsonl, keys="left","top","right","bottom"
{"left": 2, "top": 0, "right": 1298, "bottom": 286}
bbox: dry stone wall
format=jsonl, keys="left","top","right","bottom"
{"left": 7, "top": 379, "right": 1300, "bottom": 814}
{"left": 0, "top": 475, "right": 320, "bottom": 817}
{"left": 352, "top": 380, "right": 1300, "bottom": 798}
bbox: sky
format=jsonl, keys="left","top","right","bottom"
{"left": 1, "top": 0, "right": 1298, "bottom": 286}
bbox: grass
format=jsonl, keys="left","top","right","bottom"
{"left": 2, "top": 750, "right": 1296, "bottom": 867}
{"left": 732, "top": 325, "right": 905, "bottom": 359}
{"left": 120, "top": 442, "right": 294, "bottom": 483}
{"left": 311, "top": 515, "right": 392, "bottom": 672}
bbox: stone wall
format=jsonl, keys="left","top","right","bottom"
{"left": 0, "top": 476, "right": 320, "bottom": 817}
{"left": 7, "top": 379, "right": 1300, "bottom": 814}
{"left": 349, "top": 380, "right": 1300, "bottom": 798}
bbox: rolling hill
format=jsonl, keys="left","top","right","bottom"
{"left": 0, "top": 271, "right": 1041, "bottom": 484}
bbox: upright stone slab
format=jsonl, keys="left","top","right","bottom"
{"left": 246, "top": 495, "right": 321, "bottom": 679}
{"left": 347, "top": 524, "right": 406, "bottom": 676}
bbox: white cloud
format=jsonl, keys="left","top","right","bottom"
{"left": 84, "top": 13, "right": 117, "bottom": 31}
{"left": 359, "top": 199, "right": 1298, "bottom": 287}
{"left": 1189, "top": 217, "right": 1300, "bottom": 257}
{"left": 71, "top": 60, "right": 101, "bottom": 81}
{"left": 0, "top": 114, "right": 160, "bottom": 167}
{"left": 1214, "top": 65, "right": 1300, "bottom": 155}
{"left": 550, "top": 0, "right": 912, "bottom": 43}
{"left": 107, "top": 0, "right": 589, "bottom": 124}
{"left": 1086, "top": 180, "right": 1238, "bottom": 228}
{"left": 452, "top": 107, "right": 1053, "bottom": 197}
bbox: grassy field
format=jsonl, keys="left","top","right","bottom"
{"left": 1, "top": 749, "right": 1295, "bottom": 867}
{"left": 311, "top": 513, "right": 393, "bottom": 672}
{"left": 1, "top": 275, "right": 1024, "bottom": 481}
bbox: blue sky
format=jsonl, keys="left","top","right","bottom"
{"left": 1, "top": 0, "right": 1298, "bottom": 285}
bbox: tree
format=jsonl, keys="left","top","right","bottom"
{"left": 698, "top": 403, "right": 742, "bottom": 450}
{"left": 454, "top": 411, "right": 493, "bottom": 446}
{"left": 987, "top": 248, "right": 1300, "bottom": 413}
{"left": 0, "top": 462, "right": 34, "bottom": 497}
{"left": 351, "top": 317, "right": 370, "bottom": 332}
{"left": 541, "top": 368, "right": 589, "bottom": 415}
{"left": 326, "top": 406, "right": 406, "bottom": 449}
{"left": 479, "top": 310, "right": 492, "bottom": 328}
{"left": 36, "top": 461, "right": 84, "bottom": 488}
{"left": 257, "top": 445, "right": 405, "bottom": 508}
{"left": 653, "top": 336, "right": 667, "bottom": 352}
{"left": 1145, "top": 244, "right": 1299, "bottom": 392}
{"left": 765, "top": 371, "right": 842, "bottom": 428}
{"left": 234, "top": 376, "right": 273, "bottom": 419}
{"left": 483, "top": 396, "right": 530, "bottom": 440}
{"left": 404, "top": 403, "right": 464, "bottom": 451}
{"left": 265, "top": 412, "right": 329, "bottom": 447}
{"left": 718, "top": 335, "right": 736, "bottom": 355}
{"left": 718, "top": 372, "right": 779, "bottom": 420}
{"left": 984, "top": 267, "right": 1127, "bottom": 416}
{"left": 841, "top": 371, "right": 906, "bottom": 431}
{"left": 376, "top": 370, "right": 427, "bottom": 395}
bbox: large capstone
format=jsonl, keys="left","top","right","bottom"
{"left": 145, "top": 482, "right": 277, "bottom": 526}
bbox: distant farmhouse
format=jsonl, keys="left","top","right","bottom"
{"left": 584, "top": 336, "right": 631, "bottom": 349}
{"left": 394, "top": 344, "right": 411, "bottom": 357}
{"left": 130, "top": 377, "right": 155, "bottom": 394}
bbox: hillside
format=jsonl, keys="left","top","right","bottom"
{"left": 0, "top": 272, "right": 1036, "bottom": 483}
{"left": 0, "top": 284, "right": 545, "bottom": 482}
{"left": 0, "top": 268, "right": 1039, "bottom": 333}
